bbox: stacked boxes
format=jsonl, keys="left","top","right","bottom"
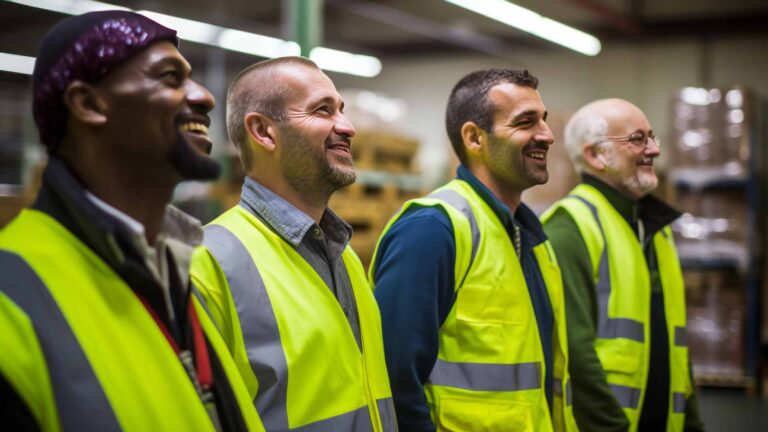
{"left": 669, "top": 86, "right": 764, "bottom": 385}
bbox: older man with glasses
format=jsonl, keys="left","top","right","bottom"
{"left": 541, "top": 98, "right": 705, "bottom": 432}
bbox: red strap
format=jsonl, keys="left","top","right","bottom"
{"left": 188, "top": 299, "right": 213, "bottom": 389}
{"left": 136, "top": 293, "right": 213, "bottom": 390}
{"left": 137, "top": 294, "right": 181, "bottom": 353}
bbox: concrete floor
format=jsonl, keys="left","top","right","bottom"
{"left": 698, "top": 388, "right": 768, "bottom": 431}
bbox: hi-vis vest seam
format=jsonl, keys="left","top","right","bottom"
{"left": 0, "top": 250, "right": 121, "bottom": 431}
{"left": 203, "top": 217, "right": 395, "bottom": 432}
{"left": 566, "top": 196, "right": 645, "bottom": 343}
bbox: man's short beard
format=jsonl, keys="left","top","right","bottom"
{"left": 167, "top": 132, "right": 221, "bottom": 181}
{"left": 279, "top": 125, "right": 355, "bottom": 206}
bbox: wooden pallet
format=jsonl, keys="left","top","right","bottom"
{"left": 351, "top": 131, "right": 419, "bottom": 173}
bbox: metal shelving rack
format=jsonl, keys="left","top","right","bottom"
{"left": 669, "top": 86, "right": 765, "bottom": 392}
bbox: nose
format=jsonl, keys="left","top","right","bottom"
{"left": 645, "top": 136, "right": 661, "bottom": 157}
{"left": 186, "top": 78, "right": 215, "bottom": 114}
{"left": 333, "top": 112, "right": 356, "bottom": 138}
{"left": 537, "top": 121, "right": 555, "bottom": 146}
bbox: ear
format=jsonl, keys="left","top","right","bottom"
{"left": 62, "top": 81, "right": 107, "bottom": 126}
{"left": 460, "top": 122, "right": 487, "bottom": 159}
{"left": 582, "top": 142, "right": 606, "bottom": 171}
{"left": 244, "top": 112, "right": 278, "bottom": 152}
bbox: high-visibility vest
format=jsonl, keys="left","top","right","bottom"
{"left": 0, "top": 209, "right": 264, "bottom": 431}
{"left": 370, "top": 179, "right": 577, "bottom": 432}
{"left": 191, "top": 205, "right": 396, "bottom": 431}
{"left": 541, "top": 183, "right": 692, "bottom": 432}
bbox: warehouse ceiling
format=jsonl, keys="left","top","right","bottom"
{"left": 1, "top": 0, "right": 767, "bottom": 78}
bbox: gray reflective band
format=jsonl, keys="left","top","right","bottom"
{"left": 0, "top": 251, "right": 121, "bottom": 431}
{"left": 609, "top": 383, "right": 641, "bottom": 409}
{"left": 553, "top": 378, "right": 572, "bottom": 406}
{"left": 569, "top": 196, "right": 645, "bottom": 342}
{"left": 428, "top": 359, "right": 541, "bottom": 391}
{"left": 377, "top": 397, "right": 397, "bottom": 431}
{"left": 673, "top": 392, "right": 686, "bottom": 413}
{"left": 204, "top": 225, "right": 290, "bottom": 431}
{"left": 675, "top": 326, "right": 687, "bottom": 347}
{"left": 429, "top": 189, "right": 481, "bottom": 274}
{"left": 293, "top": 405, "right": 373, "bottom": 432}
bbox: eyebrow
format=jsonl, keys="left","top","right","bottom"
{"left": 310, "top": 95, "right": 344, "bottom": 110}
{"left": 154, "top": 56, "right": 191, "bottom": 74}
{"left": 511, "top": 109, "right": 545, "bottom": 122}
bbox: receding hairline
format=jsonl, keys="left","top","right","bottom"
{"left": 227, "top": 56, "right": 319, "bottom": 100}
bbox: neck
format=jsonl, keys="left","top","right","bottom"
{"left": 61, "top": 151, "right": 176, "bottom": 244}
{"left": 470, "top": 165, "right": 523, "bottom": 214}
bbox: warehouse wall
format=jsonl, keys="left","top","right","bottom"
{"left": 331, "top": 33, "right": 768, "bottom": 184}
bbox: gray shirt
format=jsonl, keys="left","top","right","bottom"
{"left": 240, "top": 177, "right": 362, "bottom": 348}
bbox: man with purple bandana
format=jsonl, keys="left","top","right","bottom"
{"left": 0, "top": 11, "right": 263, "bottom": 431}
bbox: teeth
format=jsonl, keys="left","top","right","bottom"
{"left": 180, "top": 122, "right": 209, "bottom": 135}
{"left": 529, "top": 152, "right": 545, "bottom": 160}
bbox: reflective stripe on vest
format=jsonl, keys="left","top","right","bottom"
{"left": 554, "top": 378, "right": 572, "bottom": 406}
{"left": 673, "top": 392, "right": 686, "bottom": 413}
{"left": 203, "top": 220, "right": 396, "bottom": 431}
{"left": 568, "top": 196, "right": 645, "bottom": 342}
{"left": 428, "top": 189, "right": 481, "bottom": 270}
{"left": 675, "top": 326, "right": 687, "bottom": 347}
{"left": 428, "top": 359, "right": 541, "bottom": 392}
{"left": 204, "top": 224, "right": 290, "bottom": 430}
{"left": 0, "top": 250, "right": 121, "bottom": 431}
{"left": 609, "top": 383, "right": 642, "bottom": 409}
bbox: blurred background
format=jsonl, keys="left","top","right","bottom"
{"left": 1, "top": 0, "right": 767, "bottom": 428}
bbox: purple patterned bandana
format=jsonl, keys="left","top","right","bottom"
{"left": 32, "top": 11, "right": 178, "bottom": 152}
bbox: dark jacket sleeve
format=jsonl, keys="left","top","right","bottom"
{"left": 372, "top": 207, "right": 456, "bottom": 432}
{"left": 543, "top": 208, "right": 630, "bottom": 432}
{"left": 684, "top": 361, "right": 706, "bottom": 431}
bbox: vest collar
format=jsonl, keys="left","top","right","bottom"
{"left": 456, "top": 164, "right": 548, "bottom": 246}
{"left": 582, "top": 173, "right": 681, "bottom": 237}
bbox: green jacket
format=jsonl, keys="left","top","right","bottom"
{"left": 542, "top": 175, "right": 704, "bottom": 432}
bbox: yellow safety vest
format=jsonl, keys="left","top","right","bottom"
{"left": 190, "top": 205, "right": 396, "bottom": 431}
{"left": 371, "top": 179, "right": 577, "bottom": 432}
{"left": 0, "top": 209, "right": 263, "bottom": 431}
{"left": 542, "top": 184, "right": 692, "bottom": 432}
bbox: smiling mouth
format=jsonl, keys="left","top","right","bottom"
{"left": 327, "top": 142, "right": 351, "bottom": 154}
{"left": 179, "top": 122, "right": 209, "bottom": 137}
{"left": 637, "top": 158, "right": 654, "bottom": 166}
{"left": 527, "top": 151, "right": 547, "bottom": 161}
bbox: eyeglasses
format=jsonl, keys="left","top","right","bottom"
{"left": 593, "top": 131, "right": 660, "bottom": 150}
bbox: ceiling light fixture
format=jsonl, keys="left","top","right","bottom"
{"left": 5, "top": 0, "right": 380, "bottom": 77}
{"left": 445, "top": 0, "right": 602, "bottom": 56}
{"left": 0, "top": 52, "right": 36, "bottom": 75}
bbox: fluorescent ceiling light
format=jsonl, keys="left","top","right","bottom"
{"left": 5, "top": 0, "right": 381, "bottom": 77}
{"left": 7, "top": 0, "right": 128, "bottom": 14}
{"left": 310, "top": 47, "right": 382, "bottom": 78}
{"left": 0, "top": 52, "right": 36, "bottom": 75}
{"left": 445, "top": 0, "right": 602, "bottom": 56}
{"left": 218, "top": 29, "right": 301, "bottom": 58}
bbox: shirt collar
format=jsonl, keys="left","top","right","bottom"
{"left": 240, "top": 176, "right": 352, "bottom": 249}
{"left": 456, "top": 165, "right": 548, "bottom": 246}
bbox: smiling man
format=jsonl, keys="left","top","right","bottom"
{"left": 542, "top": 99, "right": 704, "bottom": 432}
{"left": 190, "top": 57, "right": 396, "bottom": 431}
{"left": 0, "top": 11, "right": 263, "bottom": 431}
{"left": 369, "top": 69, "right": 577, "bottom": 431}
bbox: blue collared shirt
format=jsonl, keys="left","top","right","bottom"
{"left": 372, "top": 165, "right": 554, "bottom": 431}
{"left": 240, "top": 177, "right": 362, "bottom": 348}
